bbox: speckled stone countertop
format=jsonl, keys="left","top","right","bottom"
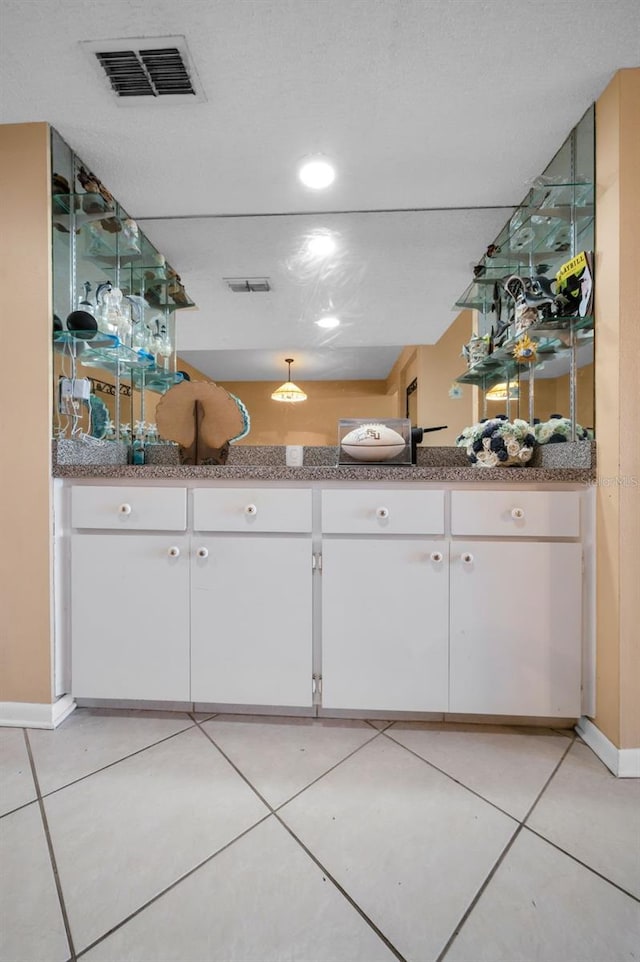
{"left": 53, "top": 464, "right": 594, "bottom": 483}
{"left": 53, "top": 441, "right": 595, "bottom": 483}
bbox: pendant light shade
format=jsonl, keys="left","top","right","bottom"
{"left": 271, "top": 358, "right": 307, "bottom": 403}
{"left": 486, "top": 382, "right": 519, "bottom": 401}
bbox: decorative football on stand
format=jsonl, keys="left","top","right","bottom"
{"left": 340, "top": 423, "right": 406, "bottom": 462}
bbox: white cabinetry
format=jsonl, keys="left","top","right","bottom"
{"left": 70, "top": 487, "right": 190, "bottom": 701}
{"left": 69, "top": 486, "right": 313, "bottom": 707}
{"left": 321, "top": 539, "right": 449, "bottom": 711}
{"left": 320, "top": 489, "right": 448, "bottom": 712}
{"left": 449, "top": 491, "right": 582, "bottom": 717}
{"left": 67, "top": 482, "right": 585, "bottom": 719}
{"left": 191, "top": 489, "right": 313, "bottom": 707}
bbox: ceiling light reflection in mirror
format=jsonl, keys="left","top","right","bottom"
{"left": 298, "top": 157, "right": 336, "bottom": 190}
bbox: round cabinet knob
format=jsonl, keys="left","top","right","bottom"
{"left": 511, "top": 507, "right": 525, "bottom": 520}
{"left": 244, "top": 503, "right": 258, "bottom": 516}
{"left": 461, "top": 552, "right": 474, "bottom": 565}
{"left": 376, "top": 506, "right": 389, "bottom": 520}
{"left": 118, "top": 503, "right": 132, "bottom": 515}
{"left": 196, "top": 546, "right": 209, "bottom": 559}
{"left": 167, "top": 546, "right": 180, "bottom": 558}
{"left": 430, "top": 551, "right": 444, "bottom": 564}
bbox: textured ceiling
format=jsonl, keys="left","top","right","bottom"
{"left": 1, "top": 0, "right": 638, "bottom": 379}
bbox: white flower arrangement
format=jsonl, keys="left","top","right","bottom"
{"left": 534, "top": 415, "right": 592, "bottom": 444}
{"left": 456, "top": 416, "right": 537, "bottom": 467}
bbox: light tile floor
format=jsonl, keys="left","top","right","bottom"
{"left": 1, "top": 710, "right": 639, "bottom": 962}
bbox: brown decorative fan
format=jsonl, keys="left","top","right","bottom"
{"left": 155, "top": 381, "right": 245, "bottom": 464}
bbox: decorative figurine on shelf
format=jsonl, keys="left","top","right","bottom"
{"left": 462, "top": 334, "right": 490, "bottom": 369}
{"left": 513, "top": 333, "right": 538, "bottom": 363}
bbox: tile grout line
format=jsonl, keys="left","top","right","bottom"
{"left": 364, "top": 719, "right": 396, "bottom": 732}
{"left": 23, "top": 729, "right": 77, "bottom": 962}
{"left": 195, "top": 720, "right": 408, "bottom": 960}
{"left": 381, "top": 729, "right": 522, "bottom": 825}
{"left": 74, "top": 813, "right": 274, "bottom": 959}
{"left": 274, "top": 812, "right": 409, "bottom": 962}
{"left": 195, "top": 716, "right": 381, "bottom": 814}
{"left": 520, "top": 732, "right": 577, "bottom": 824}
{"left": 26, "top": 720, "right": 198, "bottom": 804}
{"left": 80, "top": 723, "right": 401, "bottom": 961}
{"left": 435, "top": 732, "right": 578, "bottom": 962}
{"left": 272, "top": 730, "right": 382, "bottom": 812}
{"left": 521, "top": 824, "right": 640, "bottom": 905}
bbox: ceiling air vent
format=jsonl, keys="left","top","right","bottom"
{"left": 80, "top": 36, "right": 206, "bottom": 105}
{"left": 225, "top": 278, "right": 272, "bottom": 293}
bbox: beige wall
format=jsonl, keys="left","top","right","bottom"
{"left": 415, "top": 310, "right": 475, "bottom": 445}
{"left": 0, "top": 123, "right": 53, "bottom": 704}
{"left": 174, "top": 357, "right": 397, "bottom": 445}
{"left": 594, "top": 68, "right": 640, "bottom": 750}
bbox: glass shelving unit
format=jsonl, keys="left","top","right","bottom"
{"left": 51, "top": 127, "right": 195, "bottom": 452}
{"left": 454, "top": 105, "right": 595, "bottom": 438}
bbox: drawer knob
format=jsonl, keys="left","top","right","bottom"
{"left": 376, "top": 506, "right": 389, "bottom": 520}
{"left": 196, "top": 546, "right": 209, "bottom": 559}
{"left": 244, "top": 503, "right": 258, "bottom": 516}
{"left": 167, "top": 546, "right": 181, "bottom": 558}
{"left": 511, "top": 507, "right": 525, "bottom": 520}
{"left": 118, "top": 503, "right": 132, "bottom": 516}
{"left": 430, "top": 551, "right": 443, "bottom": 564}
{"left": 461, "top": 552, "right": 474, "bottom": 565}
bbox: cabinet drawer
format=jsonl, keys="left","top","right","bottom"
{"left": 193, "top": 488, "right": 312, "bottom": 532}
{"left": 451, "top": 491, "right": 580, "bottom": 538}
{"left": 322, "top": 489, "right": 445, "bottom": 535}
{"left": 71, "top": 486, "right": 187, "bottom": 531}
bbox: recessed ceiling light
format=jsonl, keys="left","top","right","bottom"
{"left": 306, "top": 231, "right": 337, "bottom": 257}
{"left": 298, "top": 157, "right": 336, "bottom": 190}
{"left": 316, "top": 316, "right": 340, "bottom": 329}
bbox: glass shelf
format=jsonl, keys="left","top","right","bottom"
{"left": 78, "top": 342, "right": 156, "bottom": 372}
{"left": 130, "top": 368, "right": 185, "bottom": 394}
{"left": 456, "top": 314, "right": 594, "bottom": 387}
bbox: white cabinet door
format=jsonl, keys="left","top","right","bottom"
{"left": 450, "top": 541, "right": 582, "bottom": 717}
{"left": 71, "top": 534, "right": 190, "bottom": 700}
{"left": 321, "top": 539, "right": 449, "bottom": 712}
{"left": 191, "top": 536, "right": 313, "bottom": 707}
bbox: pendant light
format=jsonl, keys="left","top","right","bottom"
{"left": 486, "top": 382, "right": 519, "bottom": 401}
{"left": 270, "top": 358, "right": 307, "bottom": 403}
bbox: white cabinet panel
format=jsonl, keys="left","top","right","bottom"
{"left": 71, "top": 486, "right": 187, "bottom": 531}
{"left": 321, "top": 539, "right": 449, "bottom": 711}
{"left": 191, "top": 536, "right": 312, "bottom": 706}
{"left": 450, "top": 541, "right": 582, "bottom": 716}
{"left": 194, "top": 488, "right": 312, "bottom": 532}
{"left": 71, "top": 534, "right": 190, "bottom": 700}
{"left": 451, "top": 491, "right": 580, "bottom": 538}
{"left": 322, "top": 489, "right": 445, "bottom": 535}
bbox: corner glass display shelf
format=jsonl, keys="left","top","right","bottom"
{"left": 453, "top": 104, "right": 595, "bottom": 438}
{"left": 51, "top": 125, "right": 196, "bottom": 451}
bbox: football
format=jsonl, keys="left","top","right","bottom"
{"left": 340, "top": 423, "right": 406, "bottom": 462}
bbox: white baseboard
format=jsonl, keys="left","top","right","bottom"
{"left": 0, "top": 694, "right": 76, "bottom": 729}
{"left": 576, "top": 716, "right": 640, "bottom": 778}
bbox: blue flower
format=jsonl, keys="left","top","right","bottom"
{"left": 524, "top": 433, "right": 535, "bottom": 447}
{"left": 490, "top": 436, "right": 505, "bottom": 452}
{"left": 472, "top": 439, "right": 484, "bottom": 452}
{"left": 497, "top": 449, "right": 509, "bottom": 461}
{"left": 548, "top": 433, "right": 565, "bottom": 443}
